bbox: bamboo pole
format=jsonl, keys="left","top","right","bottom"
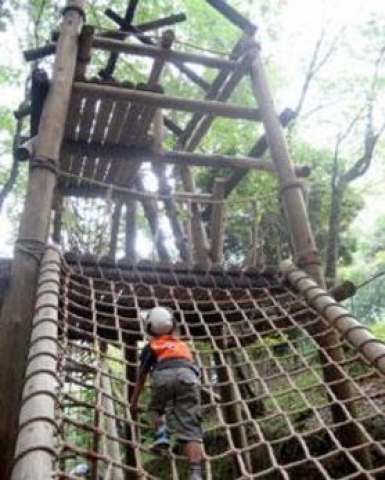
{"left": 134, "top": 177, "right": 171, "bottom": 262}
{"left": 100, "top": 354, "right": 124, "bottom": 480}
{"left": 175, "top": 44, "right": 254, "bottom": 268}
{"left": 247, "top": 199, "right": 260, "bottom": 268}
{"left": 152, "top": 109, "right": 190, "bottom": 262}
{"left": 205, "top": 0, "right": 257, "bottom": 35}
{"left": 124, "top": 339, "right": 139, "bottom": 480}
{"left": 125, "top": 200, "right": 136, "bottom": 260}
{"left": 249, "top": 46, "right": 370, "bottom": 461}
{"left": 59, "top": 140, "right": 310, "bottom": 176}
{"left": 72, "top": 82, "right": 261, "bottom": 121}
{"left": 0, "top": 3, "right": 85, "bottom": 477}
{"left": 210, "top": 179, "right": 225, "bottom": 264}
{"left": 109, "top": 201, "right": 123, "bottom": 260}
{"left": 111, "top": 30, "right": 174, "bottom": 187}
{"left": 91, "top": 35, "right": 238, "bottom": 70}
{"left": 11, "top": 245, "right": 61, "bottom": 480}
{"left": 75, "top": 24, "right": 94, "bottom": 80}
{"left": 282, "top": 261, "right": 385, "bottom": 374}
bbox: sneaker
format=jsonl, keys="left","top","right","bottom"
{"left": 151, "top": 427, "right": 171, "bottom": 451}
{"left": 189, "top": 462, "right": 203, "bottom": 480}
{"left": 189, "top": 472, "right": 203, "bottom": 480}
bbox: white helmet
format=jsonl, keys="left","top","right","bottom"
{"left": 70, "top": 463, "right": 89, "bottom": 477}
{"left": 146, "top": 307, "right": 174, "bottom": 336}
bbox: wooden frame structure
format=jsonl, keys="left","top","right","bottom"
{"left": 0, "top": 0, "right": 375, "bottom": 477}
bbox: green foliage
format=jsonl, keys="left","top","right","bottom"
{"left": 370, "top": 322, "right": 385, "bottom": 341}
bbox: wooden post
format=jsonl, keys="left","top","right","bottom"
{"left": 210, "top": 178, "right": 226, "bottom": 265}
{"left": 0, "top": 2, "right": 85, "bottom": 477}
{"left": 152, "top": 109, "right": 190, "bottom": 262}
{"left": 179, "top": 166, "right": 211, "bottom": 268}
{"left": 249, "top": 46, "right": 369, "bottom": 459}
{"left": 100, "top": 352, "right": 124, "bottom": 480}
{"left": 125, "top": 200, "right": 136, "bottom": 260}
{"left": 75, "top": 24, "right": 94, "bottom": 80}
{"left": 109, "top": 201, "right": 123, "bottom": 260}
{"left": 124, "top": 338, "right": 139, "bottom": 480}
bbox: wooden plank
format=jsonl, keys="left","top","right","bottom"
{"left": 92, "top": 97, "right": 115, "bottom": 144}
{"left": 77, "top": 97, "right": 99, "bottom": 142}
{"left": 105, "top": 100, "right": 132, "bottom": 144}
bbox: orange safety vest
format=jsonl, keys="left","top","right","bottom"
{"left": 150, "top": 336, "right": 193, "bottom": 362}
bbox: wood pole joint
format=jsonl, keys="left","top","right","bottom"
{"left": 278, "top": 179, "right": 305, "bottom": 198}
{"left": 294, "top": 250, "right": 322, "bottom": 269}
{"left": 61, "top": 5, "right": 86, "bottom": 21}
{"left": 30, "top": 157, "right": 58, "bottom": 176}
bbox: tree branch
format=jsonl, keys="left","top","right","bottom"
{"left": 0, "top": 110, "right": 23, "bottom": 212}
{"left": 293, "top": 28, "right": 344, "bottom": 118}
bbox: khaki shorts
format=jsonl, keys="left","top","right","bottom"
{"left": 148, "top": 367, "right": 202, "bottom": 442}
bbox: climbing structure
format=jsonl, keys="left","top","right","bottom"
{"left": 1, "top": 1, "right": 385, "bottom": 479}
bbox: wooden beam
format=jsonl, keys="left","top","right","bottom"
{"left": 184, "top": 46, "right": 255, "bottom": 151}
{"left": 102, "top": 10, "right": 209, "bottom": 91}
{"left": 125, "top": 200, "right": 136, "bottom": 260}
{"left": 0, "top": 3, "right": 85, "bottom": 476}
{"left": 108, "top": 31, "right": 174, "bottom": 188}
{"left": 224, "top": 108, "right": 297, "bottom": 197}
{"left": 152, "top": 109, "right": 190, "bottom": 263}
{"left": 23, "top": 43, "right": 56, "bottom": 62}
{"left": 205, "top": 0, "right": 257, "bottom": 35}
{"left": 109, "top": 201, "right": 122, "bottom": 260}
{"left": 210, "top": 178, "right": 226, "bottom": 264}
{"left": 100, "top": 0, "right": 140, "bottom": 79}
{"left": 60, "top": 140, "right": 310, "bottom": 176}
{"left": 251, "top": 48, "right": 370, "bottom": 461}
{"left": 75, "top": 25, "right": 95, "bottom": 80}
{"left": 106, "top": 9, "right": 187, "bottom": 33}
{"left": 72, "top": 82, "right": 261, "bottom": 121}
{"left": 57, "top": 179, "right": 212, "bottom": 202}
{"left": 173, "top": 38, "right": 252, "bottom": 268}
{"left": 92, "top": 35, "right": 239, "bottom": 70}
{"left": 134, "top": 177, "right": 171, "bottom": 262}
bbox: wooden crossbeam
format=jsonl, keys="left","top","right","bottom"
{"left": 100, "top": 0, "right": 140, "bottom": 79}
{"left": 206, "top": 0, "right": 257, "bottom": 35}
{"left": 105, "top": 9, "right": 187, "bottom": 33}
{"left": 72, "top": 82, "right": 261, "bottom": 121}
{"left": 60, "top": 140, "right": 310, "bottom": 177}
{"left": 92, "top": 36, "right": 238, "bottom": 70}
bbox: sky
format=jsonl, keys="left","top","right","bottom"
{"left": 0, "top": 0, "right": 383, "bottom": 257}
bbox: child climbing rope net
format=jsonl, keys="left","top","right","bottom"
{"left": 130, "top": 307, "right": 203, "bottom": 480}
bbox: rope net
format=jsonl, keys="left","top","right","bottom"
{"left": 14, "top": 252, "right": 385, "bottom": 480}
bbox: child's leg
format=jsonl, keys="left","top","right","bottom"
{"left": 152, "top": 412, "right": 170, "bottom": 449}
{"left": 154, "top": 412, "right": 166, "bottom": 430}
{"left": 184, "top": 441, "right": 203, "bottom": 480}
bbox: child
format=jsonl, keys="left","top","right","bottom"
{"left": 130, "top": 307, "right": 203, "bottom": 480}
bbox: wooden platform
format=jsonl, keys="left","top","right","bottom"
{"left": 59, "top": 82, "right": 163, "bottom": 192}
